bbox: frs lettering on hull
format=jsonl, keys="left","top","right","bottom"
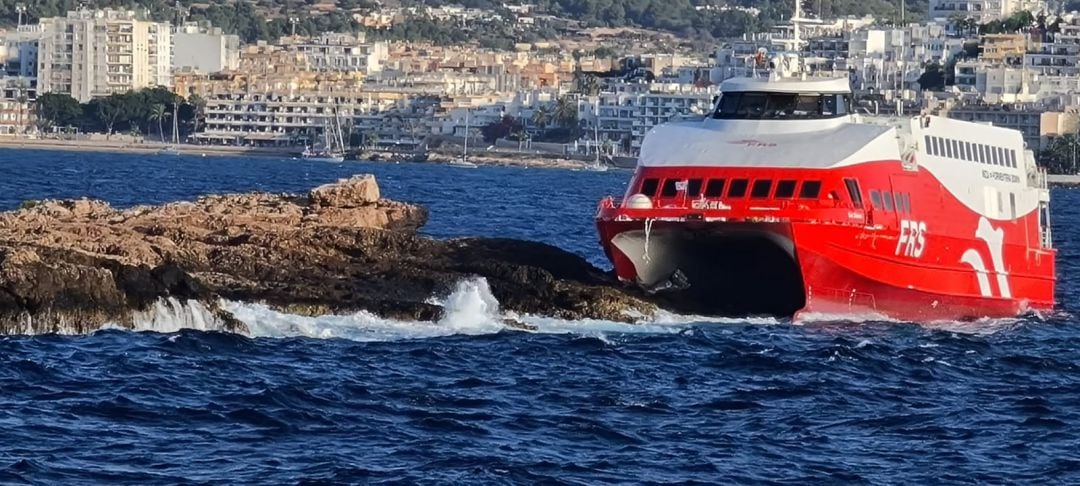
{"left": 983, "top": 170, "right": 1020, "bottom": 184}
{"left": 896, "top": 220, "right": 927, "bottom": 258}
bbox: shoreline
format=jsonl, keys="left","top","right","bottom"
{"left": 0, "top": 137, "right": 624, "bottom": 170}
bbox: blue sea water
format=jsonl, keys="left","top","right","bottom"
{"left": 1, "top": 149, "right": 1079, "bottom": 484}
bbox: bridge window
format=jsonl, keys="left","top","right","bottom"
{"left": 992, "top": 147, "right": 1000, "bottom": 165}
{"left": 660, "top": 179, "right": 679, "bottom": 197}
{"left": 705, "top": 179, "right": 726, "bottom": 197}
{"left": 712, "top": 91, "right": 852, "bottom": 120}
{"left": 687, "top": 179, "right": 703, "bottom": 197}
{"left": 640, "top": 178, "right": 659, "bottom": 196}
{"left": 728, "top": 179, "right": 749, "bottom": 197}
{"left": 843, "top": 178, "right": 863, "bottom": 208}
{"left": 924, "top": 135, "right": 933, "bottom": 155}
{"left": 869, "top": 190, "right": 882, "bottom": 209}
{"left": 799, "top": 180, "right": 822, "bottom": 198}
{"left": 979, "top": 144, "right": 988, "bottom": 164}
{"left": 882, "top": 192, "right": 894, "bottom": 211}
{"left": 774, "top": 180, "right": 797, "bottom": 198}
{"left": 751, "top": 179, "right": 773, "bottom": 198}
{"left": 965, "top": 142, "right": 974, "bottom": 161}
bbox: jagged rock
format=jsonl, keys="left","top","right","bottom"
{"left": 0, "top": 174, "right": 656, "bottom": 335}
{"left": 309, "top": 174, "right": 380, "bottom": 208}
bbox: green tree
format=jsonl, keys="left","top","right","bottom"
{"left": 34, "top": 93, "right": 82, "bottom": 129}
{"left": 148, "top": 103, "right": 166, "bottom": 142}
{"left": 917, "top": 62, "right": 945, "bottom": 91}
{"left": 553, "top": 95, "right": 579, "bottom": 129}
{"left": 187, "top": 93, "right": 208, "bottom": 135}
{"left": 531, "top": 104, "right": 553, "bottom": 129}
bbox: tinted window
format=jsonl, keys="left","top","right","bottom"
{"left": 992, "top": 147, "right": 1000, "bottom": 165}
{"left": 713, "top": 92, "right": 852, "bottom": 120}
{"left": 965, "top": 142, "right": 974, "bottom": 161}
{"left": 1008, "top": 150, "right": 1016, "bottom": 168}
{"left": 924, "top": 135, "right": 933, "bottom": 155}
{"left": 799, "top": 180, "right": 822, "bottom": 198}
{"left": 687, "top": 179, "right": 703, "bottom": 197}
{"left": 728, "top": 179, "right": 749, "bottom": 197}
{"left": 640, "top": 178, "right": 659, "bottom": 196}
{"left": 883, "top": 192, "right": 894, "bottom": 211}
{"left": 705, "top": 179, "right": 725, "bottom": 197}
{"left": 660, "top": 179, "right": 679, "bottom": 197}
{"left": 844, "top": 179, "right": 863, "bottom": 208}
{"left": 870, "top": 190, "right": 882, "bottom": 209}
{"left": 774, "top": 180, "right": 797, "bottom": 198}
{"left": 896, "top": 193, "right": 908, "bottom": 212}
{"left": 751, "top": 180, "right": 773, "bottom": 198}
{"left": 980, "top": 144, "right": 988, "bottom": 164}
{"left": 945, "top": 139, "right": 953, "bottom": 158}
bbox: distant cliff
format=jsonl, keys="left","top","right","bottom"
{"left": 0, "top": 174, "right": 655, "bottom": 334}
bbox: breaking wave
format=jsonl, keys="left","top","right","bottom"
{"left": 118, "top": 278, "right": 785, "bottom": 342}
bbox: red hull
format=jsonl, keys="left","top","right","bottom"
{"left": 596, "top": 161, "right": 1055, "bottom": 321}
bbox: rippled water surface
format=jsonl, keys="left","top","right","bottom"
{"left": 1, "top": 149, "right": 1079, "bottom": 483}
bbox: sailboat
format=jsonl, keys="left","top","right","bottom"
{"left": 158, "top": 103, "right": 182, "bottom": 156}
{"left": 303, "top": 109, "right": 346, "bottom": 163}
{"left": 585, "top": 106, "right": 609, "bottom": 172}
{"left": 448, "top": 111, "right": 478, "bottom": 168}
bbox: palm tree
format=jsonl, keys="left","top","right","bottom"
{"left": 531, "top": 104, "right": 553, "bottom": 129}
{"left": 188, "top": 94, "right": 207, "bottom": 136}
{"left": 148, "top": 103, "right": 166, "bottom": 142}
{"left": 553, "top": 95, "right": 579, "bottom": 129}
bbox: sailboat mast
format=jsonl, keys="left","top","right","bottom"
{"left": 463, "top": 111, "right": 469, "bottom": 162}
{"left": 172, "top": 102, "right": 179, "bottom": 144}
{"left": 594, "top": 100, "right": 600, "bottom": 165}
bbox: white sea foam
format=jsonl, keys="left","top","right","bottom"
{"left": 107, "top": 277, "right": 1027, "bottom": 342}
{"left": 123, "top": 298, "right": 232, "bottom": 333}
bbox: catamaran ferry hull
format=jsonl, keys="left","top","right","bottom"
{"left": 597, "top": 155, "right": 1056, "bottom": 322}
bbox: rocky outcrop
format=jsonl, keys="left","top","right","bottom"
{"left": 0, "top": 175, "right": 654, "bottom": 334}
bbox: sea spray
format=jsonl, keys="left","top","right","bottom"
{"left": 127, "top": 298, "right": 229, "bottom": 333}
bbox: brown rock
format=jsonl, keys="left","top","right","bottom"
{"left": 309, "top": 174, "right": 380, "bottom": 208}
{"left": 0, "top": 174, "right": 656, "bottom": 335}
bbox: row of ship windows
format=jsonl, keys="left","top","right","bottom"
{"left": 868, "top": 190, "right": 912, "bottom": 213}
{"left": 924, "top": 135, "right": 1018, "bottom": 168}
{"left": 640, "top": 178, "right": 822, "bottom": 200}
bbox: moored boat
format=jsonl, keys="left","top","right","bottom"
{"left": 596, "top": 65, "right": 1055, "bottom": 321}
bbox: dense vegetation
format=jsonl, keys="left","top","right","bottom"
{"left": 0, "top": 0, "right": 927, "bottom": 44}
{"left": 34, "top": 88, "right": 202, "bottom": 141}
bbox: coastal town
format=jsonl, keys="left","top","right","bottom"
{"left": 0, "top": 1, "right": 1079, "bottom": 170}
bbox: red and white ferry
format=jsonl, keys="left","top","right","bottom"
{"left": 596, "top": 67, "right": 1055, "bottom": 321}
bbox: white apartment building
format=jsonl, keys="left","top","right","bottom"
{"left": 37, "top": 9, "right": 172, "bottom": 102}
{"left": 1024, "top": 23, "right": 1080, "bottom": 77}
{"left": 1, "top": 25, "right": 43, "bottom": 78}
{"left": 281, "top": 33, "right": 387, "bottom": 74}
{"left": 582, "top": 81, "right": 717, "bottom": 154}
{"left": 928, "top": 0, "right": 1045, "bottom": 23}
{"left": 172, "top": 22, "right": 239, "bottom": 73}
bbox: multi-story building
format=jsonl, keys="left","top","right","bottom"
{"left": 172, "top": 22, "right": 239, "bottom": 73}
{"left": 980, "top": 33, "right": 1027, "bottom": 65}
{"left": 582, "top": 80, "right": 717, "bottom": 155}
{"left": 37, "top": 9, "right": 172, "bottom": 102}
{"left": 944, "top": 103, "right": 1073, "bottom": 150}
{"left": 928, "top": 0, "right": 1045, "bottom": 23}
{"left": 280, "top": 33, "right": 387, "bottom": 74}
{"left": 1, "top": 25, "right": 43, "bottom": 78}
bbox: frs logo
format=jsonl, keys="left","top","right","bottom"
{"left": 959, "top": 217, "right": 1011, "bottom": 298}
{"left": 896, "top": 220, "right": 927, "bottom": 258}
